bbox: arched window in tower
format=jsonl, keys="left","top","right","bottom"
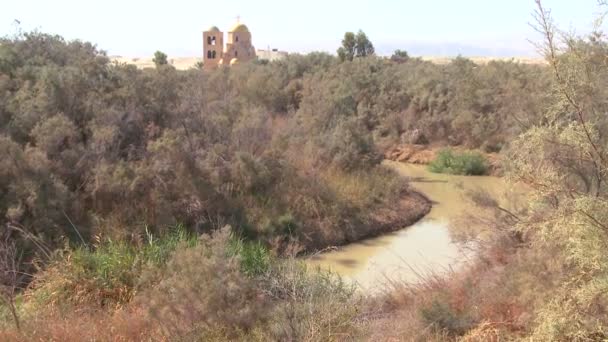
{"left": 212, "top": 51, "right": 216, "bottom": 59}
{"left": 235, "top": 51, "right": 238, "bottom": 57}
{"left": 207, "top": 51, "right": 212, "bottom": 59}
{"left": 211, "top": 36, "right": 216, "bottom": 45}
{"left": 235, "top": 35, "right": 239, "bottom": 42}
{"left": 207, "top": 36, "right": 211, "bottom": 45}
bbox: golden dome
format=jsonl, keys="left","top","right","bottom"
{"left": 207, "top": 26, "right": 220, "bottom": 32}
{"left": 230, "top": 58, "right": 240, "bottom": 65}
{"left": 229, "top": 22, "right": 249, "bottom": 33}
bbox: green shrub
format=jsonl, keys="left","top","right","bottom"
{"left": 428, "top": 148, "right": 488, "bottom": 175}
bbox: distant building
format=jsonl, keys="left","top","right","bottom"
{"left": 256, "top": 48, "right": 288, "bottom": 62}
{"left": 202, "top": 21, "right": 256, "bottom": 70}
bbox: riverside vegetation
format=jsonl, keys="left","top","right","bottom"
{"left": 427, "top": 148, "right": 488, "bottom": 176}
{"left": 1, "top": 0, "right": 608, "bottom": 340}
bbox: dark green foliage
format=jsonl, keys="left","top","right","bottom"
{"left": 152, "top": 50, "right": 168, "bottom": 67}
{"left": 428, "top": 149, "right": 488, "bottom": 175}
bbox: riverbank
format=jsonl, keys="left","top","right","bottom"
{"left": 303, "top": 186, "right": 432, "bottom": 254}
{"left": 307, "top": 162, "right": 516, "bottom": 290}
{"left": 385, "top": 144, "right": 502, "bottom": 175}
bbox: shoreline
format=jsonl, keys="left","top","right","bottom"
{"left": 302, "top": 179, "right": 432, "bottom": 256}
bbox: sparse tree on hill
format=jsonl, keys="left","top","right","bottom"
{"left": 153, "top": 50, "right": 168, "bottom": 67}
{"left": 337, "top": 30, "right": 374, "bottom": 62}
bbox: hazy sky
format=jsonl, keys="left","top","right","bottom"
{"left": 1, "top": 0, "right": 604, "bottom": 57}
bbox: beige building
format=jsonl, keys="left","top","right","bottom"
{"left": 256, "top": 49, "right": 288, "bottom": 61}
{"left": 203, "top": 22, "right": 256, "bottom": 70}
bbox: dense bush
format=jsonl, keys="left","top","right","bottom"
{"left": 428, "top": 148, "right": 488, "bottom": 175}
{"left": 0, "top": 31, "right": 413, "bottom": 261}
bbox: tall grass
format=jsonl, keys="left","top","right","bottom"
{"left": 4, "top": 226, "right": 364, "bottom": 341}
{"left": 24, "top": 224, "right": 197, "bottom": 310}
{"left": 229, "top": 238, "right": 272, "bottom": 276}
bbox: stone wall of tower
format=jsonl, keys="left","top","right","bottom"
{"left": 222, "top": 29, "right": 255, "bottom": 64}
{"left": 223, "top": 40, "right": 256, "bottom": 63}
{"left": 202, "top": 30, "right": 224, "bottom": 70}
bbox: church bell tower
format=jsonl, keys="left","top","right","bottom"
{"left": 203, "top": 26, "right": 223, "bottom": 70}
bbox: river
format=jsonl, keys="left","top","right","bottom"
{"left": 306, "top": 161, "right": 521, "bottom": 292}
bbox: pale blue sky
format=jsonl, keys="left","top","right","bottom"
{"left": 1, "top": 0, "right": 604, "bottom": 57}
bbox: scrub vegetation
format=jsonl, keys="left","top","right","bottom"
{"left": 428, "top": 148, "right": 488, "bottom": 175}
{"left": 1, "top": 0, "right": 608, "bottom": 340}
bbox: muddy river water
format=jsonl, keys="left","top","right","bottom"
{"left": 306, "top": 161, "right": 521, "bottom": 292}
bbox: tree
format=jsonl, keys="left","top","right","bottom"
{"left": 337, "top": 32, "right": 356, "bottom": 62}
{"left": 501, "top": 1, "right": 608, "bottom": 339}
{"left": 337, "top": 30, "right": 374, "bottom": 62}
{"left": 355, "top": 30, "right": 374, "bottom": 57}
{"left": 390, "top": 49, "right": 410, "bottom": 63}
{"left": 153, "top": 50, "right": 168, "bottom": 67}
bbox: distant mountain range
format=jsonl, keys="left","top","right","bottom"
{"left": 374, "top": 41, "right": 537, "bottom": 58}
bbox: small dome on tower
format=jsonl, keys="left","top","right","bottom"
{"left": 207, "top": 26, "right": 220, "bottom": 32}
{"left": 230, "top": 58, "right": 240, "bottom": 65}
{"left": 229, "top": 22, "right": 249, "bottom": 33}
